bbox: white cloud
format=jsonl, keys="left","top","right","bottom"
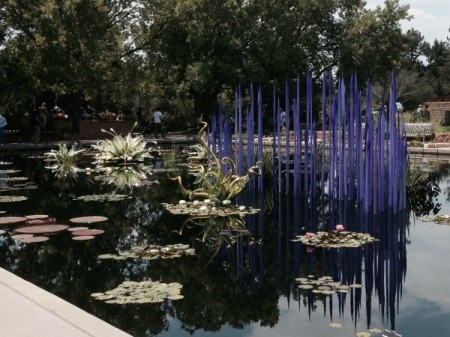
{"left": 366, "top": 0, "right": 450, "bottom": 43}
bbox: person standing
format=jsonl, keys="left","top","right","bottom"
{"left": 70, "top": 110, "right": 81, "bottom": 141}
{"left": 153, "top": 107, "right": 165, "bottom": 138}
{"left": 424, "top": 104, "right": 430, "bottom": 121}
{"left": 39, "top": 102, "right": 49, "bottom": 130}
{"left": 30, "top": 107, "right": 44, "bottom": 144}
{"left": 0, "top": 113, "right": 7, "bottom": 144}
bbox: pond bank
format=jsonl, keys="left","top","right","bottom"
{"left": 0, "top": 267, "right": 131, "bottom": 337}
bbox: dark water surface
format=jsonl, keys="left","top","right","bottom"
{"left": 1, "top": 153, "right": 450, "bottom": 337}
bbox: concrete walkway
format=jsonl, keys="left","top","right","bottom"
{"left": 0, "top": 268, "right": 131, "bottom": 337}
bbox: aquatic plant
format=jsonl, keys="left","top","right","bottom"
{"left": 45, "top": 144, "right": 86, "bottom": 178}
{"left": 91, "top": 281, "right": 184, "bottom": 304}
{"left": 162, "top": 199, "right": 259, "bottom": 216}
{"left": 171, "top": 117, "right": 261, "bottom": 203}
{"left": 95, "top": 165, "right": 155, "bottom": 190}
{"left": 91, "top": 126, "right": 153, "bottom": 165}
{"left": 293, "top": 230, "right": 378, "bottom": 248}
{"left": 45, "top": 144, "right": 85, "bottom": 168}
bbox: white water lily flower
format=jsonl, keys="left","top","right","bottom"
{"left": 199, "top": 206, "right": 207, "bottom": 211}
{"left": 222, "top": 200, "right": 231, "bottom": 205}
{"left": 179, "top": 200, "right": 186, "bottom": 204}
{"left": 238, "top": 206, "right": 246, "bottom": 211}
{"left": 203, "top": 199, "right": 211, "bottom": 204}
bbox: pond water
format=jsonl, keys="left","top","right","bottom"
{"left": 1, "top": 153, "right": 450, "bottom": 337}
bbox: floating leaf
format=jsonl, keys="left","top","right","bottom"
{"left": 0, "top": 216, "right": 27, "bottom": 226}
{"left": 71, "top": 229, "right": 104, "bottom": 236}
{"left": 68, "top": 227, "right": 90, "bottom": 232}
{"left": 98, "top": 243, "right": 195, "bottom": 261}
{"left": 19, "top": 236, "right": 49, "bottom": 243}
{"left": 14, "top": 224, "right": 69, "bottom": 235}
{"left": 0, "top": 195, "right": 28, "bottom": 203}
{"left": 298, "top": 285, "right": 314, "bottom": 289}
{"left": 69, "top": 216, "right": 108, "bottom": 224}
{"left": 93, "top": 281, "right": 183, "bottom": 304}
{"left": 11, "top": 234, "right": 34, "bottom": 240}
{"left": 72, "top": 235, "right": 95, "bottom": 241}
{"left": 328, "top": 322, "right": 343, "bottom": 328}
{"left": 355, "top": 332, "right": 372, "bottom": 337}
{"left": 368, "top": 328, "right": 383, "bottom": 333}
{"left": 74, "top": 193, "right": 132, "bottom": 202}
{"left": 24, "top": 214, "right": 49, "bottom": 220}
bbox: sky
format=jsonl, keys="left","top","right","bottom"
{"left": 366, "top": 0, "right": 450, "bottom": 43}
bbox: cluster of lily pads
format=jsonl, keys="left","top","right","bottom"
{"left": 328, "top": 322, "right": 384, "bottom": 336}
{"left": 419, "top": 214, "right": 450, "bottom": 226}
{"left": 296, "top": 275, "right": 363, "bottom": 295}
{"left": 91, "top": 280, "right": 183, "bottom": 304}
{"left": 162, "top": 199, "right": 260, "bottom": 216}
{"left": 73, "top": 193, "right": 132, "bottom": 202}
{"left": 293, "top": 226, "right": 378, "bottom": 248}
{"left": 0, "top": 214, "right": 108, "bottom": 243}
{"left": 98, "top": 243, "right": 195, "bottom": 261}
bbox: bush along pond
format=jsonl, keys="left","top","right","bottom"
{"left": 2, "top": 72, "right": 450, "bottom": 337}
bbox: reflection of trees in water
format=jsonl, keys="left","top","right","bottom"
{"left": 407, "top": 160, "right": 445, "bottom": 217}
{"left": 0, "top": 155, "right": 411, "bottom": 336}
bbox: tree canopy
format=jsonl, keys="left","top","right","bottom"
{"left": 0, "top": 0, "right": 448, "bottom": 118}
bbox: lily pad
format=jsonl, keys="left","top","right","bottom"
{"left": 69, "top": 216, "right": 108, "bottom": 224}
{"left": 11, "top": 234, "right": 34, "bottom": 240}
{"left": 25, "top": 214, "right": 50, "bottom": 220}
{"left": 368, "top": 328, "right": 383, "bottom": 333}
{"left": 328, "top": 322, "right": 343, "bottom": 328}
{"left": 72, "top": 235, "right": 95, "bottom": 241}
{"left": 98, "top": 243, "right": 195, "bottom": 261}
{"left": 24, "top": 218, "right": 56, "bottom": 226}
{"left": 71, "top": 229, "right": 104, "bottom": 236}
{"left": 92, "top": 280, "right": 183, "bottom": 304}
{"left": 19, "top": 236, "right": 49, "bottom": 243}
{"left": 0, "top": 216, "right": 27, "bottom": 226}
{"left": 68, "top": 227, "right": 90, "bottom": 232}
{"left": 74, "top": 193, "right": 132, "bottom": 202}
{"left": 13, "top": 224, "right": 69, "bottom": 235}
{"left": 0, "top": 195, "right": 28, "bottom": 203}
{"left": 355, "top": 332, "right": 372, "bottom": 337}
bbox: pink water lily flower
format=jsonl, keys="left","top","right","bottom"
{"left": 335, "top": 224, "right": 344, "bottom": 231}
{"left": 306, "top": 232, "right": 314, "bottom": 239}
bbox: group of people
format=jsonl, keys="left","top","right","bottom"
{"left": 412, "top": 104, "right": 430, "bottom": 122}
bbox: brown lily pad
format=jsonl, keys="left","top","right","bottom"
{"left": 24, "top": 218, "right": 56, "bottom": 226}
{"left": 11, "top": 234, "right": 34, "bottom": 240}
{"left": 13, "top": 224, "right": 69, "bottom": 235}
{"left": 69, "top": 216, "right": 108, "bottom": 224}
{"left": 72, "top": 235, "right": 95, "bottom": 241}
{"left": 19, "top": 236, "right": 49, "bottom": 243}
{"left": 25, "top": 214, "right": 50, "bottom": 220}
{"left": 0, "top": 216, "right": 27, "bottom": 226}
{"left": 67, "top": 226, "right": 90, "bottom": 232}
{"left": 71, "top": 229, "right": 104, "bottom": 236}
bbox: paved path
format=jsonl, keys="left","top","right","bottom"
{"left": 0, "top": 268, "right": 131, "bottom": 337}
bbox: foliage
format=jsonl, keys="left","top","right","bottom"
{"left": 171, "top": 117, "right": 260, "bottom": 203}
{"left": 406, "top": 159, "right": 441, "bottom": 216}
{"left": 0, "top": 0, "right": 420, "bottom": 120}
{"left": 91, "top": 127, "right": 153, "bottom": 165}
